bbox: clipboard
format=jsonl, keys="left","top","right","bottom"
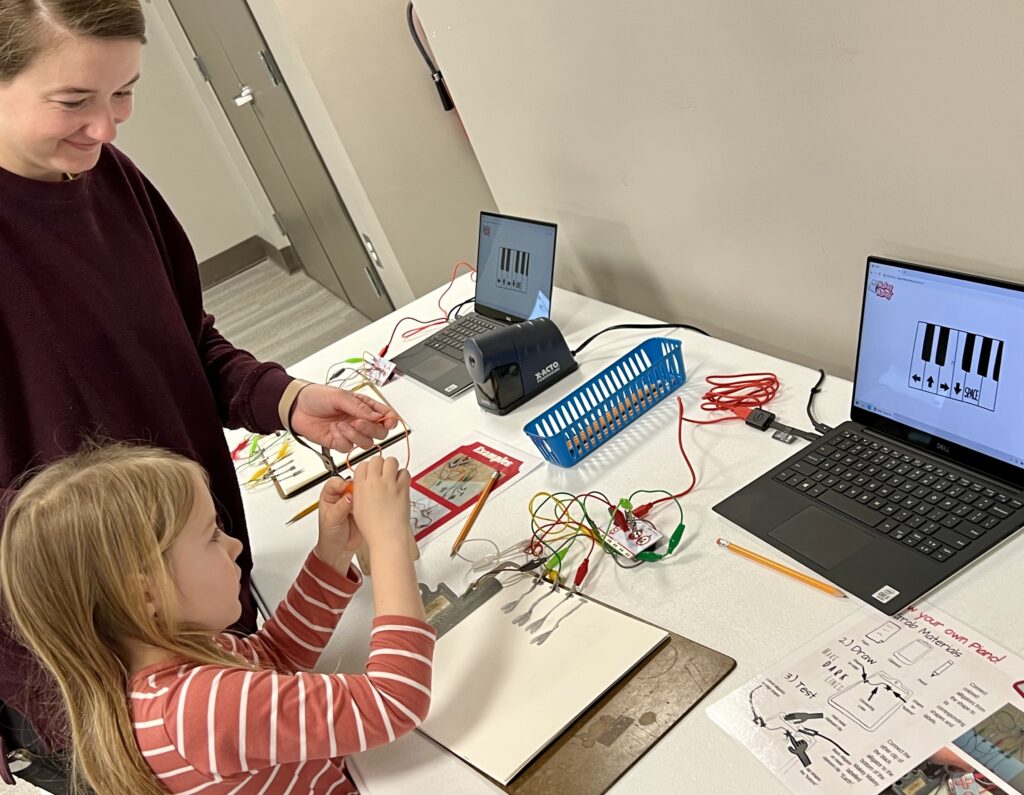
{"left": 255, "top": 381, "right": 411, "bottom": 499}
{"left": 418, "top": 572, "right": 736, "bottom": 793}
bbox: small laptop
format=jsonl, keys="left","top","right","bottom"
{"left": 392, "top": 212, "right": 557, "bottom": 396}
{"left": 714, "top": 256, "right": 1024, "bottom": 615}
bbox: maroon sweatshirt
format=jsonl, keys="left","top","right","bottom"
{"left": 0, "top": 144, "right": 292, "bottom": 747}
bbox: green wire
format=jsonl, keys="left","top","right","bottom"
{"left": 528, "top": 489, "right": 687, "bottom": 578}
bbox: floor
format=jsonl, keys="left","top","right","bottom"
{"left": 7, "top": 778, "right": 41, "bottom": 794}
{"left": 7, "top": 261, "right": 367, "bottom": 794}
{"left": 202, "top": 259, "right": 371, "bottom": 368}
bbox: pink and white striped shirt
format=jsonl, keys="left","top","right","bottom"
{"left": 130, "top": 552, "right": 435, "bottom": 794}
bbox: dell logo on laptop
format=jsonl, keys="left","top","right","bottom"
{"left": 936, "top": 442, "right": 951, "bottom": 454}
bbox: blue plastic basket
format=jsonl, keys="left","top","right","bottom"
{"left": 524, "top": 337, "right": 686, "bottom": 467}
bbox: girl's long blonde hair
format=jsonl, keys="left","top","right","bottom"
{"left": 0, "top": 445, "right": 251, "bottom": 795}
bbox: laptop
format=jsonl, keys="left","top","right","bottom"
{"left": 714, "top": 256, "right": 1024, "bottom": 615}
{"left": 392, "top": 212, "right": 557, "bottom": 396}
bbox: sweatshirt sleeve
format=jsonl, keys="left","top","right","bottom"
{"left": 112, "top": 146, "right": 292, "bottom": 433}
{"left": 164, "top": 620, "right": 435, "bottom": 777}
{"left": 219, "top": 552, "right": 361, "bottom": 673}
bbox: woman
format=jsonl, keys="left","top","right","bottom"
{"left": 0, "top": 0, "right": 396, "bottom": 775}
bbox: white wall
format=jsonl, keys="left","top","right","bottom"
{"left": 117, "top": 0, "right": 285, "bottom": 264}
{"left": 257, "top": 0, "right": 496, "bottom": 299}
{"left": 413, "top": 1, "right": 1024, "bottom": 378}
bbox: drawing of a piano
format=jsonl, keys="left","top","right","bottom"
{"left": 909, "top": 322, "right": 1003, "bottom": 411}
{"left": 496, "top": 246, "right": 530, "bottom": 293}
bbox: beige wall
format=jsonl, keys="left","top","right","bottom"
{"left": 413, "top": 1, "right": 1024, "bottom": 378}
{"left": 117, "top": 0, "right": 285, "bottom": 264}
{"left": 261, "top": 0, "right": 496, "bottom": 298}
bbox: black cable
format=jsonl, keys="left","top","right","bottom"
{"left": 406, "top": 2, "right": 435, "bottom": 69}
{"left": 446, "top": 297, "right": 474, "bottom": 322}
{"left": 406, "top": 2, "right": 455, "bottom": 111}
{"left": 744, "top": 408, "right": 820, "bottom": 442}
{"left": 570, "top": 323, "right": 710, "bottom": 356}
{"left": 806, "top": 368, "right": 832, "bottom": 434}
{"left": 769, "top": 421, "right": 820, "bottom": 443}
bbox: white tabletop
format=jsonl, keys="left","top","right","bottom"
{"left": 230, "top": 275, "right": 1024, "bottom": 794}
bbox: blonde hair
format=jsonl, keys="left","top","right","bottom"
{"left": 0, "top": 444, "right": 252, "bottom": 795}
{"left": 0, "top": 0, "right": 147, "bottom": 82}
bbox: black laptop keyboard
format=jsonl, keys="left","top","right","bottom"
{"left": 774, "top": 429, "right": 1024, "bottom": 564}
{"left": 423, "top": 313, "right": 500, "bottom": 359}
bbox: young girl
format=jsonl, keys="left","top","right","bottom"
{"left": 0, "top": 445, "right": 434, "bottom": 795}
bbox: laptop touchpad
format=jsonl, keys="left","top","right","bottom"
{"left": 769, "top": 507, "right": 872, "bottom": 570}
{"left": 408, "top": 356, "right": 464, "bottom": 382}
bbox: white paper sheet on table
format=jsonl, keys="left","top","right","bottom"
{"left": 418, "top": 575, "right": 669, "bottom": 785}
{"left": 708, "top": 602, "right": 1024, "bottom": 794}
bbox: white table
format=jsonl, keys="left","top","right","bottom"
{"left": 230, "top": 275, "right": 1024, "bottom": 794}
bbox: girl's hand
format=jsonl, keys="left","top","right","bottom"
{"left": 315, "top": 477, "right": 362, "bottom": 573}
{"left": 352, "top": 457, "right": 412, "bottom": 550}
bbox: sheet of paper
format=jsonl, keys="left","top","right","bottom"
{"left": 709, "top": 602, "right": 1024, "bottom": 794}
{"left": 418, "top": 576, "right": 668, "bottom": 785}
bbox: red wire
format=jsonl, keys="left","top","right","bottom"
{"left": 378, "top": 260, "right": 476, "bottom": 356}
{"left": 686, "top": 372, "right": 780, "bottom": 421}
{"left": 633, "top": 372, "right": 780, "bottom": 517}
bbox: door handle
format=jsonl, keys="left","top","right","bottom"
{"left": 233, "top": 85, "right": 254, "bottom": 107}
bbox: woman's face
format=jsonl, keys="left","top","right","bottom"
{"left": 0, "top": 34, "right": 141, "bottom": 181}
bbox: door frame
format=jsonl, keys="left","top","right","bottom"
{"left": 148, "top": 0, "right": 416, "bottom": 308}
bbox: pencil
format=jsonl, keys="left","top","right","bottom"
{"left": 450, "top": 470, "right": 501, "bottom": 557}
{"left": 716, "top": 538, "right": 846, "bottom": 598}
{"left": 285, "top": 481, "right": 354, "bottom": 525}
{"left": 285, "top": 500, "right": 319, "bottom": 525}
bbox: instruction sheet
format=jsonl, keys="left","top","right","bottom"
{"left": 709, "top": 603, "right": 1024, "bottom": 794}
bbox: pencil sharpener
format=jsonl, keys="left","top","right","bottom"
{"left": 463, "top": 318, "right": 578, "bottom": 415}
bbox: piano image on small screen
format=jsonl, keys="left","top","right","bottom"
{"left": 496, "top": 246, "right": 530, "bottom": 294}
{"left": 909, "top": 321, "right": 1003, "bottom": 411}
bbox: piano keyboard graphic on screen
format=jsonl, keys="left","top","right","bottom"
{"left": 496, "top": 246, "right": 530, "bottom": 293}
{"left": 909, "top": 322, "right": 1003, "bottom": 411}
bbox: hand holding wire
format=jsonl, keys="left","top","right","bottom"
{"left": 314, "top": 477, "right": 361, "bottom": 573}
{"left": 291, "top": 384, "right": 398, "bottom": 452}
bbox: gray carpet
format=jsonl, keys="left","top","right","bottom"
{"left": 202, "top": 260, "right": 370, "bottom": 368}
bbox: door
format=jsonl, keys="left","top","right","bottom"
{"left": 167, "top": 0, "right": 393, "bottom": 319}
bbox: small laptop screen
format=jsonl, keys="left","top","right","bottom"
{"left": 853, "top": 259, "right": 1024, "bottom": 469}
{"left": 475, "top": 213, "right": 556, "bottom": 322}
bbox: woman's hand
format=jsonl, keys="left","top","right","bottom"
{"left": 291, "top": 384, "right": 398, "bottom": 452}
{"left": 314, "top": 477, "right": 362, "bottom": 573}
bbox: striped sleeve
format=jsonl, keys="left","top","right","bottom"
{"left": 162, "top": 616, "right": 435, "bottom": 777}
{"left": 219, "top": 551, "right": 361, "bottom": 672}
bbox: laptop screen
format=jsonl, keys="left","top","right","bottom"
{"left": 474, "top": 213, "right": 556, "bottom": 323}
{"left": 852, "top": 258, "right": 1024, "bottom": 476}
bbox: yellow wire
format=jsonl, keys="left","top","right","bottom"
{"left": 528, "top": 491, "right": 598, "bottom": 543}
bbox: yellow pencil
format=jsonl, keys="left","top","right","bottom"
{"left": 716, "top": 538, "right": 846, "bottom": 598}
{"left": 450, "top": 470, "right": 501, "bottom": 557}
{"left": 285, "top": 482, "right": 354, "bottom": 525}
{"left": 285, "top": 500, "right": 319, "bottom": 525}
